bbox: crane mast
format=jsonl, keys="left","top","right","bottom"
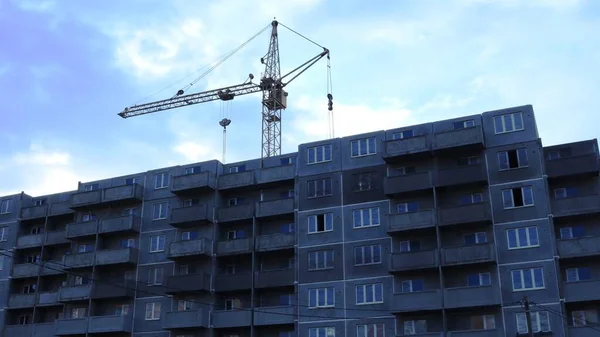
{"left": 118, "top": 20, "right": 331, "bottom": 160}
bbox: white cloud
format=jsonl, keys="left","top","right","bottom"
{"left": 12, "top": 144, "right": 71, "bottom": 166}
{"left": 11, "top": 0, "right": 56, "bottom": 12}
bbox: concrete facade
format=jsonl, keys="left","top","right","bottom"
{"left": 0, "top": 104, "right": 598, "bottom": 337}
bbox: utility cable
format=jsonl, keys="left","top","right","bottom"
{"left": 278, "top": 22, "right": 324, "bottom": 49}
{"left": 528, "top": 300, "right": 600, "bottom": 333}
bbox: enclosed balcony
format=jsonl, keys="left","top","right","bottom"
{"left": 255, "top": 198, "right": 295, "bottom": 218}
{"left": 557, "top": 236, "right": 600, "bottom": 258}
{"left": 563, "top": 279, "right": 600, "bottom": 303}
{"left": 383, "top": 135, "right": 431, "bottom": 162}
{"left": 214, "top": 273, "right": 253, "bottom": 292}
{"left": 438, "top": 203, "right": 491, "bottom": 227}
{"left": 21, "top": 204, "right": 48, "bottom": 220}
{"left": 218, "top": 170, "right": 255, "bottom": 190}
{"left": 165, "top": 273, "right": 211, "bottom": 294}
{"left": 58, "top": 284, "right": 92, "bottom": 302}
{"left": 170, "top": 204, "right": 211, "bottom": 227}
{"left": 65, "top": 220, "right": 97, "bottom": 240}
{"left": 217, "top": 237, "right": 253, "bottom": 256}
{"left": 98, "top": 215, "right": 140, "bottom": 236}
{"left": 254, "top": 306, "right": 295, "bottom": 325}
{"left": 256, "top": 164, "right": 295, "bottom": 185}
{"left": 218, "top": 204, "right": 255, "bottom": 223}
{"left": 212, "top": 309, "right": 252, "bottom": 328}
{"left": 167, "top": 238, "right": 212, "bottom": 259}
{"left": 171, "top": 171, "right": 216, "bottom": 194}
{"left": 432, "top": 125, "right": 484, "bottom": 152}
{"left": 435, "top": 164, "right": 487, "bottom": 187}
{"left": 390, "top": 289, "right": 442, "bottom": 312}
{"left": 162, "top": 309, "right": 209, "bottom": 329}
{"left": 551, "top": 194, "right": 600, "bottom": 218}
{"left": 390, "top": 250, "right": 439, "bottom": 272}
{"left": 70, "top": 183, "right": 143, "bottom": 209}
{"left": 255, "top": 269, "right": 295, "bottom": 288}
{"left": 443, "top": 285, "right": 501, "bottom": 308}
{"left": 441, "top": 243, "right": 496, "bottom": 266}
{"left": 388, "top": 210, "right": 435, "bottom": 233}
{"left": 255, "top": 233, "right": 295, "bottom": 252}
{"left": 88, "top": 314, "right": 133, "bottom": 334}
{"left": 384, "top": 172, "right": 433, "bottom": 195}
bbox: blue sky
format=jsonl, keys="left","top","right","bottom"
{"left": 1, "top": 0, "right": 599, "bottom": 196}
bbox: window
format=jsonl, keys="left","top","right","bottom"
{"left": 401, "top": 279, "right": 423, "bottom": 293}
{"left": 560, "top": 226, "right": 585, "bottom": 239}
{"left": 307, "top": 178, "right": 332, "bottom": 198}
{"left": 150, "top": 235, "right": 166, "bottom": 252}
{"left": 152, "top": 203, "right": 168, "bottom": 220}
{"left": 308, "top": 287, "right": 334, "bottom": 308}
{"left": 351, "top": 137, "right": 376, "bottom": 157}
{"left": 393, "top": 130, "right": 413, "bottom": 139}
{"left": 355, "top": 245, "right": 382, "bottom": 265}
{"left": 0, "top": 256, "right": 3, "bottom": 270}
{"left": 498, "top": 148, "right": 528, "bottom": 170}
{"left": 82, "top": 213, "right": 96, "bottom": 222}
{"left": 457, "top": 156, "right": 480, "bottom": 166}
{"left": 397, "top": 166, "right": 416, "bottom": 175}
{"left": 115, "top": 304, "right": 129, "bottom": 316}
{"left": 83, "top": 183, "right": 99, "bottom": 192}
{"left": 356, "top": 283, "right": 383, "bottom": 304}
{"left": 78, "top": 244, "right": 92, "bottom": 253}
{"left": 353, "top": 172, "right": 374, "bottom": 192}
{"left": 181, "top": 231, "right": 198, "bottom": 240}
{"left": 184, "top": 166, "right": 201, "bottom": 174}
{"left": 308, "top": 250, "right": 334, "bottom": 270}
{"left": 512, "top": 268, "right": 544, "bottom": 291}
{"left": 225, "top": 298, "right": 241, "bottom": 310}
{"left": 353, "top": 207, "right": 380, "bottom": 228}
{"left": 467, "top": 273, "right": 491, "bottom": 286}
{"left": 507, "top": 226, "right": 539, "bottom": 249}
{"left": 547, "top": 147, "right": 571, "bottom": 160}
{"left": 470, "top": 315, "right": 495, "bottom": 330}
{"left": 502, "top": 186, "right": 534, "bottom": 208}
{"left": 120, "top": 239, "right": 135, "bottom": 248}
{"left": 154, "top": 172, "right": 169, "bottom": 189}
{"left": 308, "top": 213, "right": 333, "bottom": 233}
{"left": 229, "top": 165, "right": 246, "bottom": 173}
{"left": 71, "top": 308, "right": 86, "bottom": 318}
{"left": 19, "top": 314, "right": 31, "bottom": 325}
{"left": 566, "top": 267, "right": 591, "bottom": 282}
{"left": 554, "top": 187, "right": 579, "bottom": 199}
{"left": 227, "top": 230, "right": 244, "bottom": 240}
{"left": 148, "top": 267, "right": 163, "bottom": 285}
{"left": 399, "top": 240, "right": 420, "bottom": 252}
{"left": 453, "top": 119, "right": 475, "bottom": 129}
{"left": 494, "top": 112, "right": 524, "bottom": 134}
{"left": 145, "top": 302, "right": 161, "bottom": 320}
{"left": 280, "top": 156, "right": 296, "bottom": 165}
{"left": 183, "top": 199, "right": 200, "bottom": 207}
{"left": 308, "top": 327, "right": 335, "bottom": 337}
{"left": 397, "top": 202, "right": 419, "bottom": 213}
{"left": 225, "top": 264, "right": 236, "bottom": 274}
{"left": 177, "top": 300, "right": 193, "bottom": 311}
{"left": 125, "top": 177, "right": 140, "bottom": 185}
{"left": 228, "top": 197, "right": 243, "bottom": 206}
{"left": 403, "top": 320, "right": 427, "bottom": 335}
{"left": 516, "top": 311, "right": 550, "bottom": 334}
{"left": 0, "top": 199, "right": 11, "bottom": 214}
{"left": 460, "top": 193, "right": 483, "bottom": 205}
{"left": 122, "top": 208, "right": 136, "bottom": 216}
{"left": 573, "top": 310, "right": 598, "bottom": 327}
{"left": 307, "top": 145, "right": 332, "bottom": 164}
{"left": 34, "top": 198, "right": 46, "bottom": 206}
{"left": 357, "top": 323, "right": 385, "bottom": 337}
{"left": 280, "top": 223, "right": 295, "bottom": 233}
{"left": 0, "top": 227, "right": 7, "bottom": 241}
{"left": 464, "top": 232, "right": 487, "bottom": 245}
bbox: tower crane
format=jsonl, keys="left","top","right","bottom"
{"left": 118, "top": 20, "right": 333, "bottom": 160}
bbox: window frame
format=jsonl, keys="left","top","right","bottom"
{"left": 145, "top": 302, "right": 161, "bottom": 320}
{"left": 516, "top": 311, "right": 550, "bottom": 334}
{"left": 148, "top": 267, "right": 164, "bottom": 286}
{"left": 355, "top": 283, "right": 384, "bottom": 305}
{"left": 356, "top": 323, "right": 385, "bottom": 337}
{"left": 502, "top": 186, "right": 534, "bottom": 209}
{"left": 308, "top": 327, "right": 335, "bottom": 337}
{"left": 511, "top": 267, "right": 545, "bottom": 291}
{"left": 354, "top": 244, "right": 382, "bottom": 266}
{"left": 494, "top": 112, "right": 524, "bottom": 134}
{"left": 507, "top": 226, "right": 540, "bottom": 250}
{"left": 308, "top": 250, "right": 334, "bottom": 271}
{"left": 307, "top": 145, "right": 332, "bottom": 164}
{"left": 307, "top": 178, "right": 333, "bottom": 198}
{"left": 152, "top": 203, "right": 168, "bottom": 220}
{"left": 350, "top": 137, "right": 377, "bottom": 158}
{"left": 0, "top": 199, "right": 12, "bottom": 214}
{"left": 149, "top": 235, "right": 166, "bottom": 253}
{"left": 308, "top": 287, "right": 335, "bottom": 308}
{"left": 154, "top": 172, "right": 169, "bottom": 189}
{"left": 352, "top": 207, "right": 380, "bottom": 229}
{"left": 307, "top": 213, "right": 334, "bottom": 234}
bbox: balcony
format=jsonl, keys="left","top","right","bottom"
{"left": 388, "top": 210, "right": 435, "bottom": 233}
{"left": 58, "top": 284, "right": 92, "bottom": 302}
{"left": 65, "top": 220, "right": 97, "bottom": 239}
{"left": 218, "top": 204, "right": 255, "bottom": 222}
{"left": 92, "top": 281, "right": 135, "bottom": 299}
{"left": 433, "top": 125, "right": 484, "bottom": 152}
{"left": 441, "top": 243, "right": 496, "bottom": 266}
{"left": 45, "top": 230, "right": 69, "bottom": 246}
{"left": 256, "top": 164, "right": 295, "bottom": 185}
{"left": 256, "top": 198, "right": 295, "bottom": 218}
{"left": 37, "top": 291, "right": 60, "bottom": 306}
{"left": 88, "top": 315, "right": 132, "bottom": 333}
{"left": 390, "top": 290, "right": 442, "bottom": 312}
{"left": 212, "top": 309, "right": 252, "bottom": 328}
{"left": 443, "top": 285, "right": 501, "bottom": 308}
{"left": 99, "top": 215, "right": 140, "bottom": 235}
{"left": 162, "top": 309, "right": 209, "bottom": 329}
{"left": 5, "top": 323, "right": 55, "bottom": 337}
{"left": 546, "top": 154, "right": 599, "bottom": 179}
{"left": 564, "top": 279, "right": 600, "bottom": 302}
{"left": 390, "top": 250, "right": 439, "bottom": 272}
{"left": 55, "top": 318, "right": 88, "bottom": 335}
{"left": 438, "top": 203, "right": 491, "bottom": 227}
{"left": 8, "top": 293, "right": 36, "bottom": 308}
{"left": 214, "top": 273, "right": 253, "bottom": 292}
{"left": 551, "top": 195, "right": 600, "bottom": 218}
{"left": 255, "top": 269, "right": 295, "bottom": 288}
{"left": 49, "top": 200, "right": 73, "bottom": 216}
{"left": 70, "top": 183, "right": 143, "bottom": 209}
{"left": 436, "top": 164, "right": 487, "bottom": 187}
{"left": 218, "top": 170, "right": 255, "bottom": 190}
{"left": 16, "top": 233, "right": 44, "bottom": 249}
{"left": 165, "top": 273, "right": 211, "bottom": 294}
{"left": 95, "top": 248, "right": 138, "bottom": 267}
{"left": 171, "top": 205, "right": 211, "bottom": 227}
{"left": 384, "top": 172, "right": 433, "bottom": 195}
{"left": 21, "top": 204, "right": 47, "bottom": 220}
{"left": 557, "top": 236, "right": 600, "bottom": 258}
{"left": 447, "top": 329, "right": 503, "bottom": 337}
{"left": 12, "top": 263, "right": 41, "bottom": 278}
{"left": 217, "top": 237, "right": 253, "bottom": 256}
{"left": 383, "top": 135, "right": 431, "bottom": 162}
{"left": 40, "top": 259, "right": 65, "bottom": 276}
{"left": 254, "top": 306, "right": 295, "bottom": 325}
{"left": 63, "top": 252, "right": 95, "bottom": 269}
{"left": 171, "top": 171, "right": 216, "bottom": 194}
{"left": 255, "top": 233, "right": 295, "bottom": 252}
{"left": 167, "top": 238, "right": 212, "bottom": 259}
{"left": 568, "top": 326, "right": 600, "bottom": 337}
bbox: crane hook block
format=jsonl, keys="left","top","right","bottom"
{"left": 176, "top": 89, "right": 184, "bottom": 96}
{"left": 327, "top": 93, "right": 333, "bottom": 111}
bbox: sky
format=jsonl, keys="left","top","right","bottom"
{"left": 0, "top": 0, "right": 599, "bottom": 197}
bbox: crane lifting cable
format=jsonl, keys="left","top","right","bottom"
{"left": 118, "top": 19, "right": 332, "bottom": 160}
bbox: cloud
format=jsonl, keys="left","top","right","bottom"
{"left": 12, "top": 144, "right": 71, "bottom": 166}
{"left": 11, "top": 0, "right": 56, "bottom": 12}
